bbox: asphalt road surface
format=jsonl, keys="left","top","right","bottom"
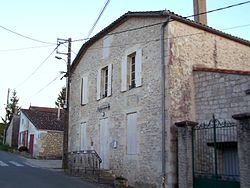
{"left": 0, "top": 151, "right": 101, "bottom": 188}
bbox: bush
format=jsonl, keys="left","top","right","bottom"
{"left": 0, "top": 144, "right": 11, "bottom": 151}
{"left": 18, "top": 146, "right": 28, "bottom": 152}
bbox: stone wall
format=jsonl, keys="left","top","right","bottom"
{"left": 69, "top": 16, "right": 250, "bottom": 188}
{"left": 38, "top": 131, "right": 63, "bottom": 159}
{"left": 194, "top": 71, "right": 250, "bottom": 121}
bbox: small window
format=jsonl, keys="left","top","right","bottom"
{"left": 97, "top": 64, "right": 112, "bottom": 100}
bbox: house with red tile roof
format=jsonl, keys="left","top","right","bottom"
{"left": 18, "top": 106, "right": 65, "bottom": 159}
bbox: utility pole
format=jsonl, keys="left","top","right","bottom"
{"left": 57, "top": 38, "right": 71, "bottom": 169}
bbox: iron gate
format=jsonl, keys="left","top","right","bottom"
{"left": 192, "top": 115, "right": 240, "bottom": 188}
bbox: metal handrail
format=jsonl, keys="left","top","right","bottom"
{"left": 67, "top": 150, "right": 102, "bottom": 176}
{"left": 69, "top": 150, "right": 102, "bottom": 163}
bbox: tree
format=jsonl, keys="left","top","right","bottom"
{"left": 1, "top": 90, "right": 20, "bottom": 144}
{"left": 55, "top": 87, "right": 66, "bottom": 108}
{"left": 1, "top": 90, "right": 20, "bottom": 124}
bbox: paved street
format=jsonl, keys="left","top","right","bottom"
{"left": 0, "top": 151, "right": 103, "bottom": 188}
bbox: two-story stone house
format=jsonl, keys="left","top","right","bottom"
{"left": 68, "top": 11, "right": 250, "bottom": 188}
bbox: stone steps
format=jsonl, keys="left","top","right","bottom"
{"left": 98, "top": 169, "right": 115, "bottom": 185}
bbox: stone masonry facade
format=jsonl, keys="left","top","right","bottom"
{"left": 38, "top": 131, "right": 63, "bottom": 159}
{"left": 194, "top": 71, "right": 250, "bottom": 122}
{"left": 69, "top": 17, "right": 165, "bottom": 188}
{"left": 69, "top": 12, "right": 250, "bottom": 188}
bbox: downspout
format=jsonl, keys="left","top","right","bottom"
{"left": 160, "top": 14, "right": 170, "bottom": 187}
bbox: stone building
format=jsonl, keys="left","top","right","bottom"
{"left": 68, "top": 11, "right": 250, "bottom": 187}
{"left": 18, "top": 106, "right": 64, "bottom": 159}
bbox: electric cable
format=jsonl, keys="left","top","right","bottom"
{"left": 0, "top": 25, "right": 55, "bottom": 45}
{"left": 30, "top": 73, "right": 61, "bottom": 98}
{"left": 86, "top": 0, "right": 111, "bottom": 38}
{"left": 0, "top": 44, "right": 55, "bottom": 52}
{"left": 15, "top": 44, "right": 60, "bottom": 89}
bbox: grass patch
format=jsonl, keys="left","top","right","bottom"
{"left": 0, "top": 144, "right": 14, "bottom": 152}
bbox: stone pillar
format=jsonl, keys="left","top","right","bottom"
{"left": 232, "top": 113, "right": 250, "bottom": 188}
{"left": 175, "top": 121, "right": 198, "bottom": 188}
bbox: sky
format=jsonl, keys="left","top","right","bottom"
{"left": 0, "top": 0, "right": 250, "bottom": 121}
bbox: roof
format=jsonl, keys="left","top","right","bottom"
{"left": 71, "top": 10, "right": 250, "bottom": 72}
{"left": 21, "top": 106, "right": 65, "bottom": 131}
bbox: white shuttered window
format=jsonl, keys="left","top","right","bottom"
{"left": 81, "top": 76, "right": 88, "bottom": 105}
{"left": 97, "top": 64, "right": 113, "bottom": 100}
{"left": 121, "top": 48, "right": 142, "bottom": 92}
{"left": 127, "top": 112, "right": 137, "bottom": 155}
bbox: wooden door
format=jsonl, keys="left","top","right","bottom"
{"left": 99, "top": 118, "right": 109, "bottom": 169}
{"left": 29, "top": 134, "right": 34, "bottom": 155}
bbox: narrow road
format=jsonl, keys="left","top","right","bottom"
{"left": 0, "top": 151, "right": 101, "bottom": 188}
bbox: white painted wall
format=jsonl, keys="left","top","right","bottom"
{"left": 18, "top": 112, "right": 45, "bottom": 157}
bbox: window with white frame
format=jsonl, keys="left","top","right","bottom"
{"left": 121, "top": 49, "right": 142, "bottom": 92}
{"left": 127, "top": 112, "right": 137, "bottom": 155}
{"left": 81, "top": 76, "right": 88, "bottom": 105}
{"left": 97, "top": 64, "right": 112, "bottom": 100}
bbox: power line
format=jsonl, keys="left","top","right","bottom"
{"left": 86, "top": 0, "right": 111, "bottom": 39}
{"left": 185, "top": 0, "right": 250, "bottom": 19}
{"left": 108, "top": 1, "right": 250, "bottom": 36}
{"left": 15, "top": 44, "right": 60, "bottom": 89}
{"left": 220, "top": 23, "right": 250, "bottom": 31}
{"left": 30, "top": 73, "right": 61, "bottom": 98}
{"left": 86, "top": 22, "right": 250, "bottom": 52}
{"left": 0, "top": 25, "right": 55, "bottom": 45}
{"left": 0, "top": 44, "right": 55, "bottom": 52}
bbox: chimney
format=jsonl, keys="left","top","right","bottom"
{"left": 193, "top": 0, "right": 207, "bottom": 25}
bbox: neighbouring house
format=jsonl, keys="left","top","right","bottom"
{"left": 5, "top": 115, "right": 20, "bottom": 147}
{"left": 18, "top": 106, "right": 65, "bottom": 159}
{"left": 68, "top": 10, "right": 250, "bottom": 188}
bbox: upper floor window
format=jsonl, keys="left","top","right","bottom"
{"left": 128, "top": 53, "right": 136, "bottom": 89}
{"left": 121, "top": 48, "right": 142, "bottom": 92}
{"left": 97, "top": 64, "right": 112, "bottom": 100}
{"left": 102, "top": 66, "right": 109, "bottom": 97}
{"left": 81, "top": 76, "right": 88, "bottom": 105}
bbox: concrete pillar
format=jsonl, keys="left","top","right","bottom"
{"left": 193, "top": 0, "right": 207, "bottom": 25}
{"left": 175, "top": 121, "right": 198, "bottom": 188}
{"left": 232, "top": 113, "right": 250, "bottom": 188}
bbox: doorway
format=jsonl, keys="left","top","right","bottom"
{"left": 99, "top": 118, "right": 109, "bottom": 169}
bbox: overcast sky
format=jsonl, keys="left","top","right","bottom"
{"left": 0, "top": 0, "right": 249, "bottom": 121}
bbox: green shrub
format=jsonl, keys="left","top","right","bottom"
{"left": 0, "top": 144, "right": 11, "bottom": 151}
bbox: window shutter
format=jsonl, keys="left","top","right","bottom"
{"left": 96, "top": 69, "right": 101, "bottom": 100}
{"left": 107, "top": 64, "right": 112, "bottom": 97}
{"left": 135, "top": 49, "right": 142, "bottom": 87}
{"left": 81, "top": 76, "right": 88, "bottom": 105}
{"left": 121, "top": 59, "right": 127, "bottom": 92}
{"left": 127, "top": 113, "right": 137, "bottom": 154}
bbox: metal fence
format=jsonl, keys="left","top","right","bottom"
{"left": 192, "top": 115, "right": 240, "bottom": 188}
